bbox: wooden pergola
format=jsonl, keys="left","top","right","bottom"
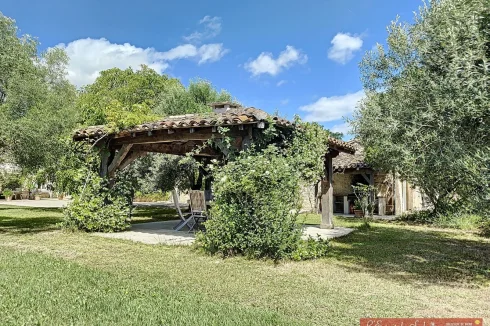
{"left": 322, "top": 138, "right": 356, "bottom": 228}
{"left": 73, "top": 102, "right": 355, "bottom": 229}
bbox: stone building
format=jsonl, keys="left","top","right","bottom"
{"left": 301, "top": 140, "right": 425, "bottom": 216}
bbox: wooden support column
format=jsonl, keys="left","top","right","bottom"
{"left": 321, "top": 155, "right": 334, "bottom": 229}
{"left": 99, "top": 148, "right": 111, "bottom": 178}
{"left": 369, "top": 172, "right": 375, "bottom": 215}
{"left": 108, "top": 144, "right": 133, "bottom": 177}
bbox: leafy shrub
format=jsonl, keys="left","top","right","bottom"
{"left": 197, "top": 145, "right": 328, "bottom": 261}
{"left": 0, "top": 172, "right": 22, "bottom": 191}
{"left": 291, "top": 236, "right": 329, "bottom": 261}
{"left": 399, "top": 210, "right": 435, "bottom": 224}
{"left": 399, "top": 210, "right": 485, "bottom": 230}
{"left": 2, "top": 188, "right": 14, "bottom": 198}
{"left": 62, "top": 173, "right": 132, "bottom": 232}
{"left": 434, "top": 214, "right": 484, "bottom": 230}
{"left": 480, "top": 220, "right": 490, "bottom": 238}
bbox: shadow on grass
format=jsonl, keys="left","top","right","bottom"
{"left": 131, "top": 206, "right": 182, "bottom": 224}
{"left": 329, "top": 217, "right": 490, "bottom": 286}
{"left": 0, "top": 206, "right": 63, "bottom": 234}
{"left": 0, "top": 204, "right": 183, "bottom": 232}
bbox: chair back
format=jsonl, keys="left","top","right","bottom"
{"left": 172, "top": 189, "right": 185, "bottom": 220}
{"left": 189, "top": 190, "right": 206, "bottom": 213}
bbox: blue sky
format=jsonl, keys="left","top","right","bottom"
{"left": 2, "top": 0, "right": 420, "bottom": 138}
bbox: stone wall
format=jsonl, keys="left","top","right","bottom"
{"left": 332, "top": 174, "right": 353, "bottom": 196}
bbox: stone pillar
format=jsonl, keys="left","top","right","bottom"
{"left": 378, "top": 197, "right": 386, "bottom": 216}
{"left": 394, "top": 178, "right": 403, "bottom": 215}
{"left": 343, "top": 196, "right": 349, "bottom": 215}
{"left": 406, "top": 183, "right": 413, "bottom": 211}
{"left": 321, "top": 155, "right": 334, "bottom": 229}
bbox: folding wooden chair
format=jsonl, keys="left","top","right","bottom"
{"left": 172, "top": 189, "right": 196, "bottom": 231}
{"left": 188, "top": 190, "right": 208, "bottom": 232}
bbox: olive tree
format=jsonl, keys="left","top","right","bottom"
{"left": 352, "top": 0, "right": 490, "bottom": 214}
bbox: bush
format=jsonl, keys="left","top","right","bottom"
{"left": 291, "top": 236, "right": 329, "bottom": 261}
{"left": 62, "top": 173, "right": 132, "bottom": 232}
{"left": 2, "top": 188, "right": 14, "bottom": 198}
{"left": 0, "top": 172, "right": 21, "bottom": 191}
{"left": 133, "top": 190, "right": 170, "bottom": 202}
{"left": 399, "top": 210, "right": 435, "bottom": 224}
{"left": 399, "top": 210, "right": 485, "bottom": 231}
{"left": 197, "top": 145, "right": 328, "bottom": 261}
{"left": 480, "top": 220, "right": 490, "bottom": 238}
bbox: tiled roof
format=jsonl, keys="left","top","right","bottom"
{"left": 73, "top": 106, "right": 356, "bottom": 154}
{"left": 333, "top": 139, "right": 370, "bottom": 171}
{"left": 328, "top": 137, "right": 355, "bottom": 154}
{"left": 73, "top": 107, "right": 292, "bottom": 140}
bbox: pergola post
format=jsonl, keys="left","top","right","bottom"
{"left": 99, "top": 147, "right": 111, "bottom": 178}
{"left": 321, "top": 154, "right": 334, "bottom": 229}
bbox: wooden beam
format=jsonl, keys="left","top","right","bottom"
{"left": 114, "top": 130, "right": 218, "bottom": 146}
{"left": 333, "top": 168, "right": 374, "bottom": 175}
{"left": 133, "top": 142, "right": 219, "bottom": 157}
{"left": 321, "top": 155, "right": 334, "bottom": 229}
{"left": 119, "top": 151, "right": 147, "bottom": 171}
{"left": 361, "top": 173, "right": 371, "bottom": 183}
{"left": 108, "top": 144, "right": 133, "bottom": 177}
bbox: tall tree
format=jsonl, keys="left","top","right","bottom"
{"left": 154, "top": 78, "right": 234, "bottom": 117}
{"left": 77, "top": 66, "right": 177, "bottom": 127}
{"left": 0, "top": 13, "right": 78, "bottom": 173}
{"left": 353, "top": 0, "right": 490, "bottom": 213}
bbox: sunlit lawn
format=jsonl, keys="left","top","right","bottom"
{"left": 0, "top": 205, "right": 489, "bottom": 325}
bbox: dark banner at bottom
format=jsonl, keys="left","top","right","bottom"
{"left": 360, "top": 318, "right": 483, "bottom": 326}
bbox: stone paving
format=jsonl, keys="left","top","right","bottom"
{"left": 0, "top": 198, "right": 69, "bottom": 208}
{"left": 94, "top": 220, "right": 354, "bottom": 246}
{"left": 95, "top": 220, "right": 196, "bottom": 245}
{"left": 1, "top": 199, "right": 355, "bottom": 245}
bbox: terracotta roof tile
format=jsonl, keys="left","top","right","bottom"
{"left": 73, "top": 106, "right": 356, "bottom": 154}
{"left": 332, "top": 139, "right": 370, "bottom": 171}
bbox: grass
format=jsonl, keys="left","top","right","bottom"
{"left": 0, "top": 205, "right": 489, "bottom": 325}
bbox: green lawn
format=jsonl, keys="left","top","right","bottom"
{"left": 0, "top": 205, "right": 489, "bottom": 325}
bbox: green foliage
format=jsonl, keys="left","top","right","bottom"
{"left": 154, "top": 78, "right": 233, "bottom": 117}
{"left": 399, "top": 210, "right": 485, "bottom": 231}
{"left": 480, "top": 220, "right": 490, "bottom": 237}
{"left": 104, "top": 100, "right": 157, "bottom": 133}
{"left": 2, "top": 188, "right": 13, "bottom": 198}
{"left": 77, "top": 66, "right": 175, "bottom": 126}
{"left": 286, "top": 117, "right": 333, "bottom": 183}
{"left": 133, "top": 190, "right": 170, "bottom": 202}
{"left": 0, "top": 171, "right": 21, "bottom": 191}
{"left": 197, "top": 146, "right": 304, "bottom": 261}
{"left": 290, "top": 236, "right": 329, "bottom": 261}
{"left": 0, "top": 13, "right": 78, "bottom": 173}
{"left": 62, "top": 172, "right": 132, "bottom": 232}
{"left": 150, "top": 154, "right": 198, "bottom": 192}
{"left": 353, "top": 0, "right": 490, "bottom": 215}
{"left": 130, "top": 153, "right": 199, "bottom": 195}
{"left": 60, "top": 145, "right": 134, "bottom": 232}
{"left": 352, "top": 183, "right": 377, "bottom": 218}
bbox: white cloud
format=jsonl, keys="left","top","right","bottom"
{"left": 276, "top": 80, "right": 287, "bottom": 87}
{"left": 159, "top": 44, "right": 198, "bottom": 60}
{"left": 197, "top": 43, "right": 228, "bottom": 64}
{"left": 280, "top": 99, "right": 289, "bottom": 106}
{"left": 245, "top": 45, "right": 307, "bottom": 76}
{"left": 328, "top": 33, "right": 363, "bottom": 64}
{"left": 299, "top": 90, "right": 364, "bottom": 122}
{"left": 184, "top": 16, "right": 222, "bottom": 43}
{"left": 58, "top": 38, "right": 228, "bottom": 87}
{"left": 331, "top": 122, "right": 352, "bottom": 135}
